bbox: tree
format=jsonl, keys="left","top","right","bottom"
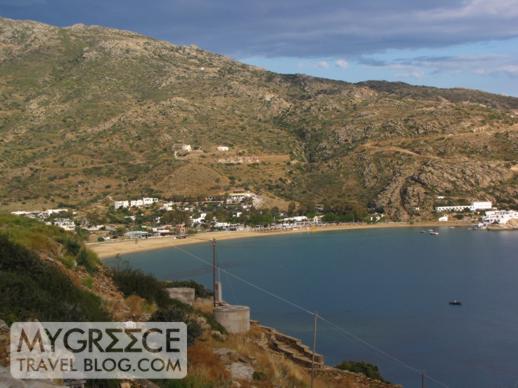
{"left": 287, "top": 202, "right": 297, "bottom": 216}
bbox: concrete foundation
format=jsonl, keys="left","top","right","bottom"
{"left": 214, "top": 305, "right": 250, "bottom": 334}
{"left": 165, "top": 287, "right": 195, "bottom": 305}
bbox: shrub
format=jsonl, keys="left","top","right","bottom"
{"left": 151, "top": 304, "right": 202, "bottom": 346}
{"left": 253, "top": 371, "right": 267, "bottom": 381}
{"left": 0, "top": 235, "right": 109, "bottom": 324}
{"left": 111, "top": 267, "right": 171, "bottom": 308}
{"left": 335, "top": 360, "right": 388, "bottom": 382}
{"left": 76, "top": 248, "right": 100, "bottom": 273}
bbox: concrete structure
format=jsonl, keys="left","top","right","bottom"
{"left": 214, "top": 305, "right": 250, "bottom": 334}
{"left": 258, "top": 323, "right": 325, "bottom": 368}
{"left": 217, "top": 145, "right": 230, "bottom": 152}
{"left": 166, "top": 287, "right": 195, "bottom": 305}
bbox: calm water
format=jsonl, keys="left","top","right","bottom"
{"left": 106, "top": 228, "right": 518, "bottom": 387}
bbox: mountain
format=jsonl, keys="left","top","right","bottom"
{"left": 1, "top": 17, "right": 517, "bottom": 220}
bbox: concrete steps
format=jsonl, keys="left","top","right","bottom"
{"left": 253, "top": 322, "right": 324, "bottom": 369}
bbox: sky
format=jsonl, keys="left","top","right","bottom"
{"left": 1, "top": 0, "right": 518, "bottom": 96}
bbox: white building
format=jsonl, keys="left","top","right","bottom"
{"left": 217, "top": 145, "right": 230, "bottom": 152}
{"left": 191, "top": 213, "right": 207, "bottom": 225}
{"left": 114, "top": 200, "right": 130, "bottom": 209}
{"left": 11, "top": 211, "right": 33, "bottom": 216}
{"left": 471, "top": 201, "right": 492, "bottom": 211}
{"left": 227, "top": 192, "right": 255, "bottom": 204}
{"left": 142, "top": 197, "right": 159, "bottom": 206}
{"left": 53, "top": 218, "right": 76, "bottom": 231}
{"left": 161, "top": 201, "right": 174, "bottom": 211}
{"left": 436, "top": 201, "right": 492, "bottom": 213}
{"left": 483, "top": 210, "right": 518, "bottom": 225}
{"left": 130, "top": 199, "right": 144, "bottom": 207}
{"left": 435, "top": 205, "right": 470, "bottom": 212}
{"left": 281, "top": 216, "right": 308, "bottom": 223}
{"left": 115, "top": 197, "right": 159, "bottom": 209}
{"left": 438, "top": 215, "right": 449, "bottom": 222}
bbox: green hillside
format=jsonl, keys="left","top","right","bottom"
{"left": 1, "top": 17, "right": 517, "bottom": 219}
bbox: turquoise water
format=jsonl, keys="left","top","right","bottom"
{"left": 105, "top": 228, "right": 518, "bottom": 387}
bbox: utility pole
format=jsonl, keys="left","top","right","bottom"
{"left": 211, "top": 238, "right": 217, "bottom": 307}
{"left": 310, "top": 312, "right": 318, "bottom": 388}
{"left": 421, "top": 371, "right": 426, "bottom": 388}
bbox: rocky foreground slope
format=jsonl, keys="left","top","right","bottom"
{"left": 1, "top": 17, "right": 517, "bottom": 219}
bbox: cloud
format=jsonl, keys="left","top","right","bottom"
{"left": 316, "top": 60, "right": 330, "bottom": 69}
{"left": 2, "top": 0, "right": 518, "bottom": 58}
{"left": 358, "top": 54, "right": 518, "bottom": 78}
{"left": 335, "top": 59, "right": 348, "bottom": 69}
{"left": 0, "top": 0, "right": 45, "bottom": 6}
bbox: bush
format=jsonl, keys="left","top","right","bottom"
{"left": 111, "top": 267, "right": 171, "bottom": 307}
{"left": 76, "top": 248, "right": 100, "bottom": 273}
{"left": 151, "top": 304, "right": 203, "bottom": 346}
{"left": 0, "top": 235, "right": 109, "bottom": 324}
{"left": 253, "top": 371, "right": 267, "bottom": 381}
{"left": 335, "top": 360, "right": 388, "bottom": 383}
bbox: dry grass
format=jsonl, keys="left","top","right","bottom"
{"left": 188, "top": 342, "right": 231, "bottom": 385}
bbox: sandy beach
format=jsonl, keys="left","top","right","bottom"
{"left": 89, "top": 221, "right": 469, "bottom": 258}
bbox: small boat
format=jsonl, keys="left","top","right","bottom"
{"left": 449, "top": 300, "right": 462, "bottom": 306}
{"left": 429, "top": 231, "right": 439, "bottom": 236}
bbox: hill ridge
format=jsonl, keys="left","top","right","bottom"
{"left": 1, "top": 17, "right": 517, "bottom": 219}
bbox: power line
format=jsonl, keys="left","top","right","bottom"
{"left": 172, "top": 243, "right": 450, "bottom": 388}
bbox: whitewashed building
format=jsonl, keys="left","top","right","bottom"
{"left": 53, "top": 218, "right": 76, "bottom": 231}
{"left": 217, "top": 145, "right": 230, "bottom": 152}
{"left": 142, "top": 197, "right": 159, "bottom": 206}
{"left": 436, "top": 201, "right": 492, "bottom": 213}
{"left": 114, "top": 200, "right": 130, "bottom": 209}
{"left": 483, "top": 210, "right": 518, "bottom": 225}
{"left": 191, "top": 213, "right": 207, "bottom": 225}
{"left": 471, "top": 201, "right": 493, "bottom": 211}
{"left": 161, "top": 201, "right": 174, "bottom": 211}
{"left": 227, "top": 192, "right": 255, "bottom": 204}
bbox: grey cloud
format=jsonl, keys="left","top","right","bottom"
{"left": 359, "top": 54, "right": 518, "bottom": 78}
{"left": 1, "top": 0, "right": 518, "bottom": 58}
{"left": 0, "top": 0, "right": 45, "bottom": 6}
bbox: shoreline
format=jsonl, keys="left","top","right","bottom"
{"left": 89, "top": 221, "right": 470, "bottom": 259}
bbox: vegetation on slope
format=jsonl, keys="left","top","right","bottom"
{"left": 1, "top": 17, "right": 517, "bottom": 219}
{"left": 0, "top": 217, "right": 108, "bottom": 324}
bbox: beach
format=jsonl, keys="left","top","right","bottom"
{"left": 89, "top": 221, "right": 468, "bottom": 258}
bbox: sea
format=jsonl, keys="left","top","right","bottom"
{"left": 105, "top": 227, "right": 518, "bottom": 387}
